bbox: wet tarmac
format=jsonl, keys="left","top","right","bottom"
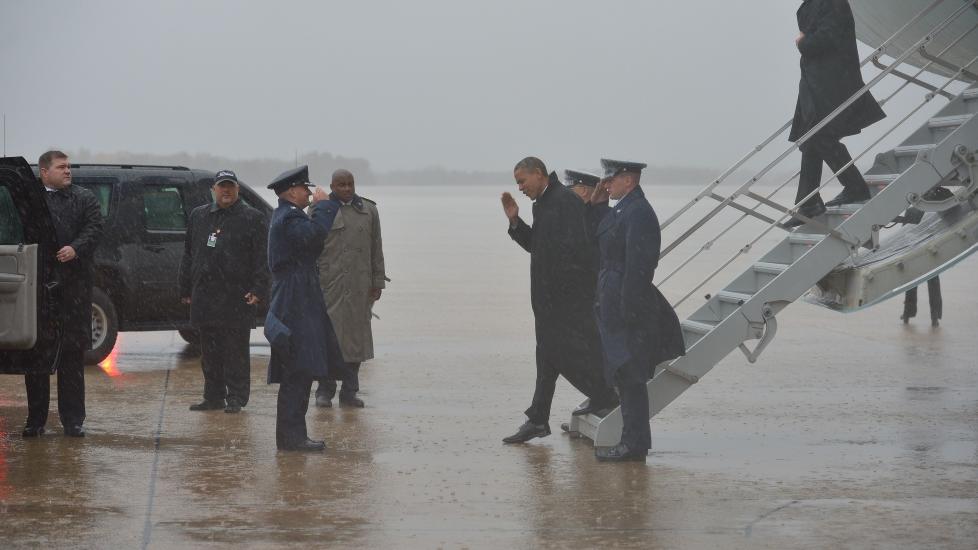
{"left": 1, "top": 185, "right": 976, "bottom": 548}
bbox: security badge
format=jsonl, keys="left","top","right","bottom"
{"left": 207, "top": 229, "right": 221, "bottom": 248}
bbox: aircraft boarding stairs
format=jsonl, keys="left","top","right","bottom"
{"left": 570, "top": 1, "right": 978, "bottom": 446}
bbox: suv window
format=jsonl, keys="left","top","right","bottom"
{"left": 0, "top": 187, "right": 24, "bottom": 244}
{"left": 74, "top": 177, "right": 116, "bottom": 218}
{"left": 143, "top": 185, "right": 187, "bottom": 231}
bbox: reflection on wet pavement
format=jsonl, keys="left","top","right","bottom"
{"left": 1, "top": 186, "right": 976, "bottom": 548}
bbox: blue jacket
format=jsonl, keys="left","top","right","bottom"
{"left": 264, "top": 198, "right": 347, "bottom": 383}
{"left": 587, "top": 186, "right": 685, "bottom": 380}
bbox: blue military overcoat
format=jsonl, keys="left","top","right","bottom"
{"left": 264, "top": 198, "right": 347, "bottom": 383}
{"left": 588, "top": 186, "right": 685, "bottom": 382}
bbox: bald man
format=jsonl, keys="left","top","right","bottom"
{"left": 313, "top": 169, "right": 387, "bottom": 408}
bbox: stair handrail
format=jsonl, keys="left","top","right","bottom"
{"left": 660, "top": 18, "right": 978, "bottom": 290}
{"left": 671, "top": 48, "right": 978, "bottom": 310}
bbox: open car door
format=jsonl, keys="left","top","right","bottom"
{"left": 0, "top": 156, "right": 63, "bottom": 375}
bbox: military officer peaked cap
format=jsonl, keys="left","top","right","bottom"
{"left": 267, "top": 165, "right": 312, "bottom": 193}
{"left": 600, "top": 159, "right": 648, "bottom": 180}
{"left": 563, "top": 169, "right": 601, "bottom": 188}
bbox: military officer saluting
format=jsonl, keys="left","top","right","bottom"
{"left": 264, "top": 166, "right": 347, "bottom": 452}
{"left": 563, "top": 169, "right": 601, "bottom": 202}
{"left": 587, "top": 159, "right": 685, "bottom": 462}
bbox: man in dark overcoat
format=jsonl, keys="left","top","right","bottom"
{"left": 23, "top": 150, "right": 103, "bottom": 438}
{"left": 785, "top": 0, "right": 886, "bottom": 228}
{"left": 179, "top": 169, "right": 269, "bottom": 414}
{"left": 263, "top": 165, "right": 346, "bottom": 452}
{"left": 500, "top": 156, "right": 618, "bottom": 444}
{"left": 587, "top": 159, "right": 685, "bottom": 462}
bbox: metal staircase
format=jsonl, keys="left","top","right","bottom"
{"left": 571, "top": 0, "right": 978, "bottom": 447}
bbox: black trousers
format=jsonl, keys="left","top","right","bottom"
{"left": 316, "top": 362, "right": 361, "bottom": 398}
{"left": 797, "top": 135, "right": 869, "bottom": 209}
{"left": 24, "top": 347, "right": 86, "bottom": 428}
{"left": 198, "top": 327, "right": 251, "bottom": 406}
{"left": 276, "top": 367, "right": 314, "bottom": 448}
{"left": 524, "top": 345, "right": 618, "bottom": 425}
{"left": 615, "top": 359, "right": 651, "bottom": 452}
{"left": 904, "top": 276, "right": 942, "bottom": 321}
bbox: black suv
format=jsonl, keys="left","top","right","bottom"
{"left": 30, "top": 163, "right": 273, "bottom": 365}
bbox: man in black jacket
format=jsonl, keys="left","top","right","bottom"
{"left": 785, "top": 0, "right": 886, "bottom": 228}
{"left": 179, "top": 170, "right": 269, "bottom": 413}
{"left": 23, "top": 150, "right": 103, "bottom": 438}
{"left": 500, "top": 156, "right": 618, "bottom": 444}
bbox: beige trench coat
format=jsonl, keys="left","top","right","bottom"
{"left": 316, "top": 197, "right": 386, "bottom": 363}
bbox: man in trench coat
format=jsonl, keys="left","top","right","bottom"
{"left": 587, "top": 159, "right": 685, "bottom": 462}
{"left": 313, "top": 169, "right": 386, "bottom": 408}
{"left": 23, "top": 150, "right": 103, "bottom": 438}
{"left": 264, "top": 166, "right": 347, "bottom": 452}
{"left": 785, "top": 0, "right": 886, "bottom": 228}
{"left": 500, "top": 156, "right": 619, "bottom": 444}
{"left": 179, "top": 170, "right": 269, "bottom": 413}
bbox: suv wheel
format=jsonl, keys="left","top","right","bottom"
{"left": 85, "top": 287, "right": 118, "bottom": 366}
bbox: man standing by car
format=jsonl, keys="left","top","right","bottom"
{"left": 23, "top": 150, "right": 103, "bottom": 438}
{"left": 313, "top": 169, "right": 386, "bottom": 409}
{"left": 179, "top": 170, "right": 269, "bottom": 414}
{"left": 499, "top": 156, "right": 618, "bottom": 445}
{"left": 264, "top": 166, "right": 346, "bottom": 452}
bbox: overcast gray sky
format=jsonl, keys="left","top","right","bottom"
{"left": 0, "top": 1, "right": 956, "bottom": 173}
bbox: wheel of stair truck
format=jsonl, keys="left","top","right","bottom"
{"left": 85, "top": 287, "right": 118, "bottom": 366}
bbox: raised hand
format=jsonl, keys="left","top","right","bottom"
{"left": 501, "top": 192, "right": 519, "bottom": 221}
{"left": 589, "top": 181, "right": 610, "bottom": 204}
{"left": 311, "top": 187, "right": 329, "bottom": 204}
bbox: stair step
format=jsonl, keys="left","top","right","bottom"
{"left": 825, "top": 204, "right": 862, "bottom": 214}
{"left": 894, "top": 144, "right": 936, "bottom": 157}
{"left": 682, "top": 319, "right": 718, "bottom": 335}
{"left": 716, "top": 290, "right": 753, "bottom": 305}
{"left": 865, "top": 173, "right": 899, "bottom": 181}
{"left": 864, "top": 173, "right": 899, "bottom": 183}
{"left": 788, "top": 233, "right": 824, "bottom": 246}
{"left": 961, "top": 88, "right": 978, "bottom": 100}
{"left": 929, "top": 114, "right": 973, "bottom": 128}
{"left": 753, "top": 261, "right": 790, "bottom": 275}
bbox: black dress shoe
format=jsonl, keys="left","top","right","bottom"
{"left": 22, "top": 425, "right": 45, "bottom": 438}
{"left": 224, "top": 399, "right": 242, "bottom": 414}
{"left": 824, "top": 187, "right": 871, "bottom": 207}
{"left": 278, "top": 438, "right": 326, "bottom": 452}
{"left": 315, "top": 394, "right": 333, "bottom": 408}
{"left": 189, "top": 399, "right": 225, "bottom": 411}
{"left": 64, "top": 425, "right": 85, "bottom": 438}
{"left": 595, "top": 443, "right": 647, "bottom": 462}
{"left": 784, "top": 202, "right": 827, "bottom": 228}
{"left": 338, "top": 395, "right": 364, "bottom": 408}
{"left": 502, "top": 421, "right": 551, "bottom": 444}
